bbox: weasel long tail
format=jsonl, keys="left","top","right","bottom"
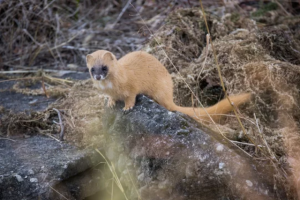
{"left": 171, "top": 93, "right": 251, "bottom": 123}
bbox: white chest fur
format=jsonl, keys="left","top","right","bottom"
{"left": 98, "top": 81, "right": 113, "bottom": 90}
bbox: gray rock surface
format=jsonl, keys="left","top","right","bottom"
{"left": 0, "top": 79, "right": 56, "bottom": 113}
{"left": 102, "top": 95, "right": 287, "bottom": 200}
{"left": 0, "top": 135, "right": 103, "bottom": 200}
{"left": 0, "top": 72, "right": 90, "bottom": 114}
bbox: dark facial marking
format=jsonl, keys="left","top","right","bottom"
{"left": 102, "top": 66, "right": 108, "bottom": 72}
{"left": 91, "top": 65, "right": 109, "bottom": 80}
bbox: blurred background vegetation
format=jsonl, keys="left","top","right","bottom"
{"left": 0, "top": 0, "right": 200, "bottom": 72}
{"left": 1, "top": 0, "right": 298, "bottom": 73}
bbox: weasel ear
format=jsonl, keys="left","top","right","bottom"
{"left": 103, "top": 52, "right": 115, "bottom": 61}
{"left": 86, "top": 54, "right": 94, "bottom": 66}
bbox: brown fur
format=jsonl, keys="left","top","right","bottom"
{"left": 86, "top": 50, "right": 251, "bottom": 123}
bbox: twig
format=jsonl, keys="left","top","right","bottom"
{"left": 0, "top": 69, "right": 80, "bottom": 75}
{"left": 41, "top": 76, "right": 49, "bottom": 98}
{"left": 22, "top": 29, "right": 43, "bottom": 46}
{"left": 54, "top": 13, "right": 64, "bottom": 66}
{"left": 125, "top": 165, "right": 141, "bottom": 199}
{"left": 254, "top": 113, "right": 278, "bottom": 162}
{"left": 53, "top": 108, "right": 64, "bottom": 141}
{"left": 0, "top": 137, "right": 16, "bottom": 142}
{"left": 108, "top": 0, "right": 133, "bottom": 29}
{"left": 274, "top": 0, "right": 292, "bottom": 16}
{"left": 37, "top": 0, "right": 57, "bottom": 15}
{"left": 49, "top": 186, "right": 69, "bottom": 200}
{"left": 62, "top": 45, "right": 91, "bottom": 51}
{"left": 0, "top": 77, "right": 38, "bottom": 83}
{"left": 43, "top": 74, "right": 74, "bottom": 84}
{"left": 230, "top": 140, "right": 264, "bottom": 147}
{"left": 0, "top": 72, "right": 74, "bottom": 86}
{"left": 0, "top": 75, "right": 73, "bottom": 87}
{"left": 229, "top": 28, "right": 249, "bottom": 35}
{"left": 95, "top": 149, "right": 129, "bottom": 200}
{"left": 111, "top": 177, "right": 114, "bottom": 200}
{"left": 197, "top": 33, "right": 210, "bottom": 81}
{"left": 47, "top": 134, "right": 61, "bottom": 142}
{"left": 36, "top": 127, "right": 61, "bottom": 142}
{"left": 116, "top": 46, "right": 126, "bottom": 55}
{"left": 49, "top": 33, "right": 81, "bottom": 51}
{"left": 0, "top": 70, "right": 41, "bottom": 74}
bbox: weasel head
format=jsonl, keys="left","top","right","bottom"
{"left": 86, "top": 50, "right": 117, "bottom": 81}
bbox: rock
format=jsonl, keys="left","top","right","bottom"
{"left": 0, "top": 135, "right": 104, "bottom": 200}
{"left": 28, "top": 99, "right": 38, "bottom": 105}
{"left": 137, "top": 173, "right": 144, "bottom": 182}
{"left": 117, "top": 153, "right": 128, "bottom": 172}
{"left": 102, "top": 95, "right": 287, "bottom": 200}
{"left": 14, "top": 174, "right": 23, "bottom": 182}
{"left": 29, "top": 178, "right": 38, "bottom": 183}
{"left": 67, "top": 64, "right": 79, "bottom": 70}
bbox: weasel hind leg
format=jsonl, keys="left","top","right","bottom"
{"left": 152, "top": 89, "right": 177, "bottom": 111}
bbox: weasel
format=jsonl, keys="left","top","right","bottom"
{"left": 86, "top": 50, "right": 251, "bottom": 123}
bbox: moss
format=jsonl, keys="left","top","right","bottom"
{"left": 149, "top": 38, "right": 160, "bottom": 48}
{"left": 252, "top": 2, "right": 278, "bottom": 17}
{"left": 164, "top": 124, "right": 170, "bottom": 130}
{"left": 180, "top": 120, "right": 189, "bottom": 129}
{"left": 176, "top": 130, "right": 190, "bottom": 136}
{"left": 230, "top": 13, "right": 240, "bottom": 23}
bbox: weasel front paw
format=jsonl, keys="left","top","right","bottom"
{"left": 107, "top": 98, "right": 116, "bottom": 108}
{"left": 122, "top": 105, "right": 133, "bottom": 111}
{"left": 123, "top": 96, "right": 135, "bottom": 111}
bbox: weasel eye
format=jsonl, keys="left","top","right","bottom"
{"left": 91, "top": 67, "right": 95, "bottom": 72}
{"left": 102, "top": 66, "right": 108, "bottom": 71}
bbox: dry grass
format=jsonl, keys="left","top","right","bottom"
{"left": 95, "top": 149, "right": 141, "bottom": 200}
{"left": 0, "top": 0, "right": 141, "bottom": 70}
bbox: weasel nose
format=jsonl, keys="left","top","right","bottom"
{"left": 95, "top": 75, "right": 101, "bottom": 80}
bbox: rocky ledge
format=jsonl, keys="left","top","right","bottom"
{"left": 0, "top": 135, "right": 105, "bottom": 199}
{"left": 0, "top": 95, "right": 286, "bottom": 200}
